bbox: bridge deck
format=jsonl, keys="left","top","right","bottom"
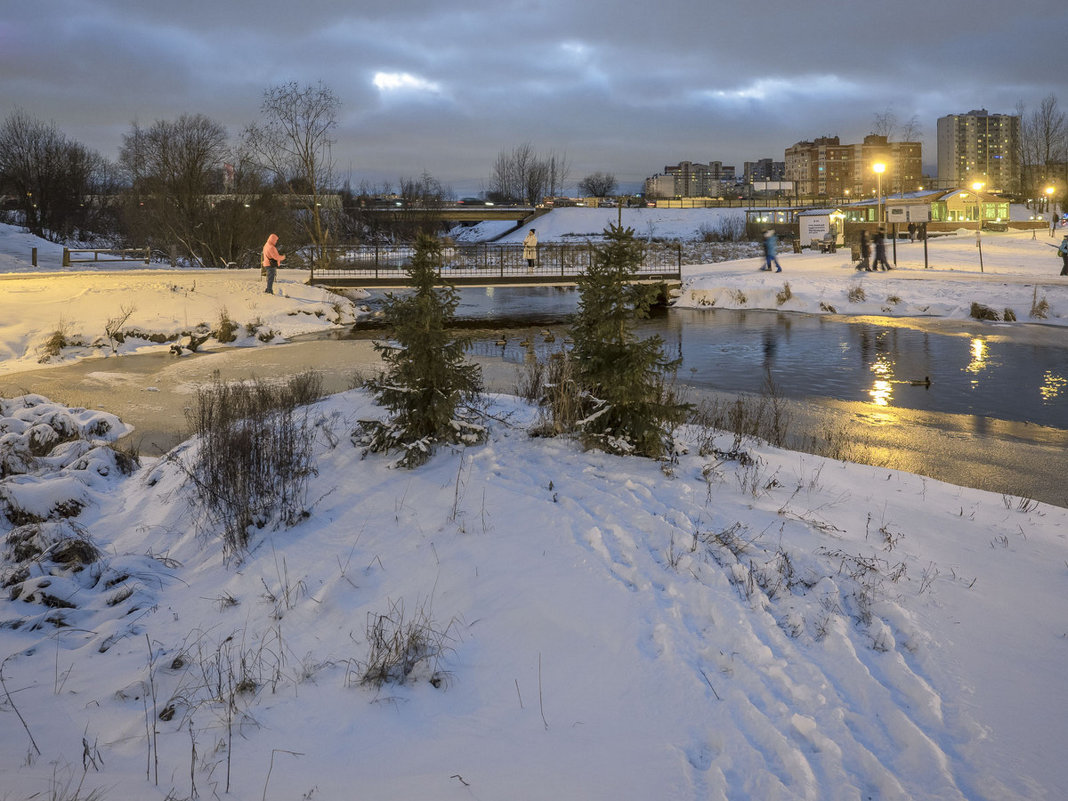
{"left": 308, "top": 242, "right": 681, "bottom": 289}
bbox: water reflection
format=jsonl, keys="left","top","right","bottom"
{"left": 869, "top": 356, "right": 895, "bottom": 406}
{"left": 435, "top": 291, "right": 1067, "bottom": 429}
{"left": 966, "top": 338, "right": 988, "bottom": 386}
{"left": 1041, "top": 370, "right": 1066, "bottom": 403}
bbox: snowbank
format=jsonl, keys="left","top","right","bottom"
{"left": 0, "top": 389, "right": 1064, "bottom": 799}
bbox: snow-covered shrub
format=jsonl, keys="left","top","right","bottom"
{"left": 517, "top": 349, "right": 584, "bottom": 439}
{"left": 775, "top": 282, "right": 793, "bottom": 306}
{"left": 181, "top": 372, "right": 322, "bottom": 555}
{"left": 1030, "top": 290, "right": 1049, "bottom": 319}
{"left": 969, "top": 302, "right": 1000, "bottom": 321}
{"left": 355, "top": 597, "right": 457, "bottom": 689}
{"left": 216, "top": 307, "right": 239, "bottom": 343}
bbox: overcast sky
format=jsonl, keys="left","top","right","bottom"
{"left": 3, "top": 1, "right": 1065, "bottom": 194}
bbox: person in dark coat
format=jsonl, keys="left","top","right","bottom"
{"left": 872, "top": 229, "right": 892, "bottom": 271}
{"left": 1057, "top": 234, "right": 1068, "bottom": 276}
{"left": 857, "top": 230, "right": 871, "bottom": 271}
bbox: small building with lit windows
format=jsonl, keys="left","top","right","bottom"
{"left": 747, "top": 188, "right": 1031, "bottom": 243}
{"left": 837, "top": 188, "right": 1010, "bottom": 228}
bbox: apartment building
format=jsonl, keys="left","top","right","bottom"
{"left": 936, "top": 109, "right": 1020, "bottom": 192}
{"left": 645, "top": 160, "right": 737, "bottom": 198}
{"left": 743, "top": 158, "right": 786, "bottom": 182}
{"left": 785, "top": 135, "right": 923, "bottom": 199}
{"left": 785, "top": 137, "right": 851, "bottom": 197}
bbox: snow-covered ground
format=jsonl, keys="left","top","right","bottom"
{"left": 674, "top": 227, "right": 1068, "bottom": 327}
{"left": 1, "top": 218, "right": 1066, "bottom": 800}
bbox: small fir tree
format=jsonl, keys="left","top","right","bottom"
{"left": 569, "top": 223, "right": 689, "bottom": 458}
{"left": 361, "top": 233, "right": 484, "bottom": 467}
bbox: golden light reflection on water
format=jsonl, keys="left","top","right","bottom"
{"left": 966, "top": 338, "right": 988, "bottom": 378}
{"left": 1040, "top": 371, "right": 1066, "bottom": 402}
{"left": 868, "top": 356, "right": 894, "bottom": 406}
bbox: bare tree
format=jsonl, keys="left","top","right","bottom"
{"left": 0, "top": 109, "right": 108, "bottom": 241}
{"left": 1034, "top": 95, "right": 1066, "bottom": 175}
{"left": 244, "top": 81, "right": 340, "bottom": 267}
{"left": 870, "top": 108, "right": 921, "bottom": 142}
{"left": 397, "top": 171, "right": 449, "bottom": 238}
{"left": 578, "top": 171, "right": 618, "bottom": 198}
{"left": 899, "top": 114, "right": 922, "bottom": 143}
{"left": 1018, "top": 94, "right": 1067, "bottom": 204}
{"left": 119, "top": 114, "right": 230, "bottom": 265}
{"left": 871, "top": 107, "right": 897, "bottom": 139}
{"left": 489, "top": 142, "right": 570, "bottom": 205}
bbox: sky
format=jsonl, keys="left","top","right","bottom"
{"left": 2, "top": 1, "right": 1067, "bottom": 194}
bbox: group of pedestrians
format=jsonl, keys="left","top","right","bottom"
{"left": 760, "top": 227, "right": 894, "bottom": 273}
{"left": 855, "top": 229, "right": 892, "bottom": 272}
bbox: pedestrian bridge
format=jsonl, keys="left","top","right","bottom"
{"left": 307, "top": 242, "right": 682, "bottom": 289}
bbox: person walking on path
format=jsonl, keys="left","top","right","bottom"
{"left": 1057, "top": 234, "right": 1068, "bottom": 276}
{"left": 261, "top": 233, "right": 285, "bottom": 294}
{"left": 872, "top": 229, "right": 892, "bottom": 271}
{"left": 857, "top": 230, "right": 871, "bottom": 271}
{"left": 760, "top": 229, "right": 782, "bottom": 272}
{"left": 1052, "top": 212, "right": 1061, "bottom": 237}
{"left": 523, "top": 228, "right": 538, "bottom": 272}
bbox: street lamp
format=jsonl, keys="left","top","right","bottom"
{"left": 873, "top": 162, "right": 886, "bottom": 226}
{"left": 971, "top": 181, "right": 985, "bottom": 228}
{"left": 960, "top": 186, "right": 986, "bottom": 271}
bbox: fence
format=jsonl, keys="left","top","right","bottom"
{"left": 308, "top": 242, "right": 683, "bottom": 287}
{"left": 63, "top": 247, "right": 150, "bottom": 267}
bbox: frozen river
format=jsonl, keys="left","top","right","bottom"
{"left": 2, "top": 315, "right": 1065, "bottom": 507}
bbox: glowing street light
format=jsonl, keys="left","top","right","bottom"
{"left": 873, "top": 162, "right": 886, "bottom": 225}
{"left": 971, "top": 181, "right": 985, "bottom": 228}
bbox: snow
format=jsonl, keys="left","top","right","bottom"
{"left": 0, "top": 224, "right": 369, "bottom": 376}
{"left": 0, "top": 218, "right": 1066, "bottom": 800}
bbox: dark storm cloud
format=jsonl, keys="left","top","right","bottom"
{"left": 2, "top": 0, "right": 1064, "bottom": 193}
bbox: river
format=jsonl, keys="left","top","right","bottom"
{"left": 1, "top": 289, "right": 1065, "bottom": 507}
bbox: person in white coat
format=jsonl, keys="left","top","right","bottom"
{"left": 523, "top": 229, "right": 538, "bottom": 271}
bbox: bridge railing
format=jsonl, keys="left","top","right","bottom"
{"left": 308, "top": 242, "right": 682, "bottom": 286}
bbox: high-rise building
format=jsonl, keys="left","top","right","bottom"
{"left": 743, "top": 159, "right": 786, "bottom": 182}
{"left": 658, "top": 160, "right": 736, "bottom": 197}
{"left": 936, "top": 109, "right": 1020, "bottom": 192}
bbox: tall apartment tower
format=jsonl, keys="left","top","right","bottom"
{"left": 936, "top": 109, "right": 1020, "bottom": 192}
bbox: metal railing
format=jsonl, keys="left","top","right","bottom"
{"left": 63, "top": 247, "right": 150, "bottom": 267}
{"left": 308, "top": 242, "right": 682, "bottom": 287}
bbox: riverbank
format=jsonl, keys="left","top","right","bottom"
{"left": 674, "top": 228, "right": 1068, "bottom": 324}
{"left": 1, "top": 225, "right": 1065, "bottom": 380}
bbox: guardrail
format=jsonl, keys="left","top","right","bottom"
{"left": 308, "top": 242, "right": 682, "bottom": 287}
{"left": 63, "top": 247, "right": 150, "bottom": 267}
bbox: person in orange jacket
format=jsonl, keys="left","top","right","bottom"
{"left": 261, "top": 233, "right": 285, "bottom": 294}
